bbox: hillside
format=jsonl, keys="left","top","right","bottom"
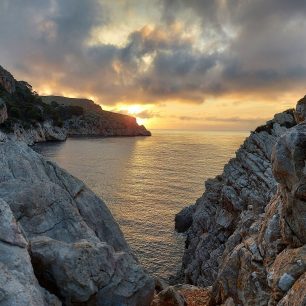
{"left": 42, "top": 96, "right": 102, "bottom": 113}
{"left": 42, "top": 95, "right": 151, "bottom": 137}
{"left": 0, "top": 65, "right": 151, "bottom": 144}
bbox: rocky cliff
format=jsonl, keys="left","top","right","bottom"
{"left": 175, "top": 98, "right": 306, "bottom": 305}
{"left": 0, "top": 133, "right": 154, "bottom": 305}
{"left": 42, "top": 96, "right": 151, "bottom": 137}
{"left": 0, "top": 65, "right": 151, "bottom": 145}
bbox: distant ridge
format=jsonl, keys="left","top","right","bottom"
{"left": 0, "top": 65, "right": 151, "bottom": 144}
{"left": 42, "top": 96, "right": 102, "bottom": 113}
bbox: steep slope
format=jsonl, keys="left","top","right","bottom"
{"left": 42, "top": 96, "right": 102, "bottom": 113}
{"left": 42, "top": 95, "right": 151, "bottom": 137}
{"left": 176, "top": 98, "right": 306, "bottom": 305}
{"left": 0, "top": 134, "right": 154, "bottom": 305}
{"left": 0, "top": 65, "right": 151, "bottom": 144}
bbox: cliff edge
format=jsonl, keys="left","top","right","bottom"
{"left": 175, "top": 97, "right": 306, "bottom": 305}
{"left": 0, "top": 65, "right": 151, "bottom": 145}
{"left": 0, "top": 134, "right": 154, "bottom": 305}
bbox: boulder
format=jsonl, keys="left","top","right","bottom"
{"left": 294, "top": 95, "right": 306, "bottom": 123}
{"left": 0, "top": 139, "right": 154, "bottom": 305}
{"left": 175, "top": 205, "right": 195, "bottom": 233}
{"left": 0, "top": 199, "right": 61, "bottom": 306}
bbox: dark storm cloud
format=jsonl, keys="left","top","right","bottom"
{"left": 161, "top": 0, "right": 306, "bottom": 87}
{"left": 0, "top": 0, "right": 306, "bottom": 105}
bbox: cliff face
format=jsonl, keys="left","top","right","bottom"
{"left": 43, "top": 96, "right": 151, "bottom": 137}
{"left": 0, "top": 66, "right": 151, "bottom": 145}
{"left": 0, "top": 136, "right": 154, "bottom": 305}
{"left": 0, "top": 65, "right": 16, "bottom": 93}
{"left": 176, "top": 99, "right": 306, "bottom": 305}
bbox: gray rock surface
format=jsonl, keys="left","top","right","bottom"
{"left": 294, "top": 95, "right": 306, "bottom": 123}
{"left": 0, "top": 65, "right": 16, "bottom": 94}
{"left": 179, "top": 109, "right": 296, "bottom": 288}
{"left": 177, "top": 103, "right": 306, "bottom": 305}
{"left": 0, "top": 139, "right": 154, "bottom": 305}
{"left": 10, "top": 121, "right": 67, "bottom": 145}
{"left": 0, "top": 199, "right": 61, "bottom": 306}
{"left": 175, "top": 205, "right": 195, "bottom": 233}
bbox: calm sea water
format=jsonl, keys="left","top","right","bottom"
{"left": 34, "top": 130, "right": 248, "bottom": 279}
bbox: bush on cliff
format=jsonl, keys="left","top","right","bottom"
{"left": 0, "top": 82, "right": 84, "bottom": 131}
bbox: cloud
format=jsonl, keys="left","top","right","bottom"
{"left": 179, "top": 115, "right": 269, "bottom": 123}
{"left": 0, "top": 0, "right": 306, "bottom": 107}
{"left": 113, "top": 108, "right": 160, "bottom": 119}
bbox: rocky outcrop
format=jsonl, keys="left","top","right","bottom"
{"left": 64, "top": 111, "right": 151, "bottom": 137}
{"left": 42, "top": 96, "right": 103, "bottom": 113}
{"left": 43, "top": 95, "right": 151, "bottom": 137}
{"left": 178, "top": 109, "right": 296, "bottom": 288}
{"left": 10, "top": 121, "right": 67, "bottom": 145}
{"left": 177, "top": 102, "right": 306, "bottom": 305}
{"left": 0, "top": 65, "right": 16, "bottom": 94}
{"left": 0, "top": 199, "right": 61, "bottom": 306}
{"left": 0, "top": 139, "right": 154, "bottom": 305}
{"left": 0, "top": 98, "right": 7, "bottom": 124}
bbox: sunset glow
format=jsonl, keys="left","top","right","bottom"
{"left": 1, "top": 1, "right": 306, "bottom": 130}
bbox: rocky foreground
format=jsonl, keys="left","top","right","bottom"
{"left": 166, "top": 98, "right": 306, "bottom": 306}
{"left": 0, "top": 131, "right": 154, "bottom": 305}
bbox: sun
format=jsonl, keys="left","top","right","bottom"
{"left": 136, "top": 118, "right": 146, "bottom": 125}
{"left": 118, "top": 104, "right": 148, "bottom": 126}
{"left": 125, "top": 105, "right": 143, "bottom": 115}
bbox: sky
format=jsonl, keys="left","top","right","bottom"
{"left": 0, "top": 0, "right": 306, "bottom": 130}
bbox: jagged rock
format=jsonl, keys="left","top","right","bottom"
{"left": 294, "top": 95, "right": 306, "bottom": 123}
{"left": 0, "top": 65, "right": 16, "bottom": 94}
{"left": 272, "top": 123, "right": 306, "bottom": 246}
{"left": 43, "top": 96, "right": 151, "bottom": 137}
{"left": 0, "top": 98, "right": 7, "bottom": 124}
{"left": 179, "top": 113, "right": 292, "bottom": 287}
{"left": 151, "top": 286, "right": 186, "bottom": 306}
{"left": 154, "top": 277, "right": 168, "bottom": 293}
{"left": 0, "top": 199, "right": 61, "bottom": 306}
{"left": 277, "top": 272, "right": 306, "bottom": 306}
{"left": 175, "top": 205, "right": 195, "bottom": 233}
{"left": 0, "top": 139, "right": 154, "bottom": 305}
{"left": 177, "top": 99, "right": 306, "bottom": 305}
{"left": 10, "top": 121, "right": 67, "bottom": 145}
{"left": 30, "top": 237, "right": 154, "bottom": 305}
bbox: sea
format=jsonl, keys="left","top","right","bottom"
{"left": 34, "top": 130, "right": 248, "bottom": 279}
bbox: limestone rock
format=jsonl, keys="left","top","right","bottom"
{"left": 294, "top": 95, "right": 306, "bottom": 123}
{"left": 0, "top": 65, "right": 16, "bottom": 94}
{"left": 177, "top": 100, "right": 306, "bottom": 305}
{"left": 0, "top": 139, "right": 154, "bottom": 305}
{"left": 179, "top": 111, "right": 292, "bottom": 287}
{"left": 151, "top": 286, "right": 186, "bottom": 306}
{"left": 10, "top": 121, "right": 67, "bottom": 145}
{"left": 0, "top": 199, "right": 61, "bottom": 306}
